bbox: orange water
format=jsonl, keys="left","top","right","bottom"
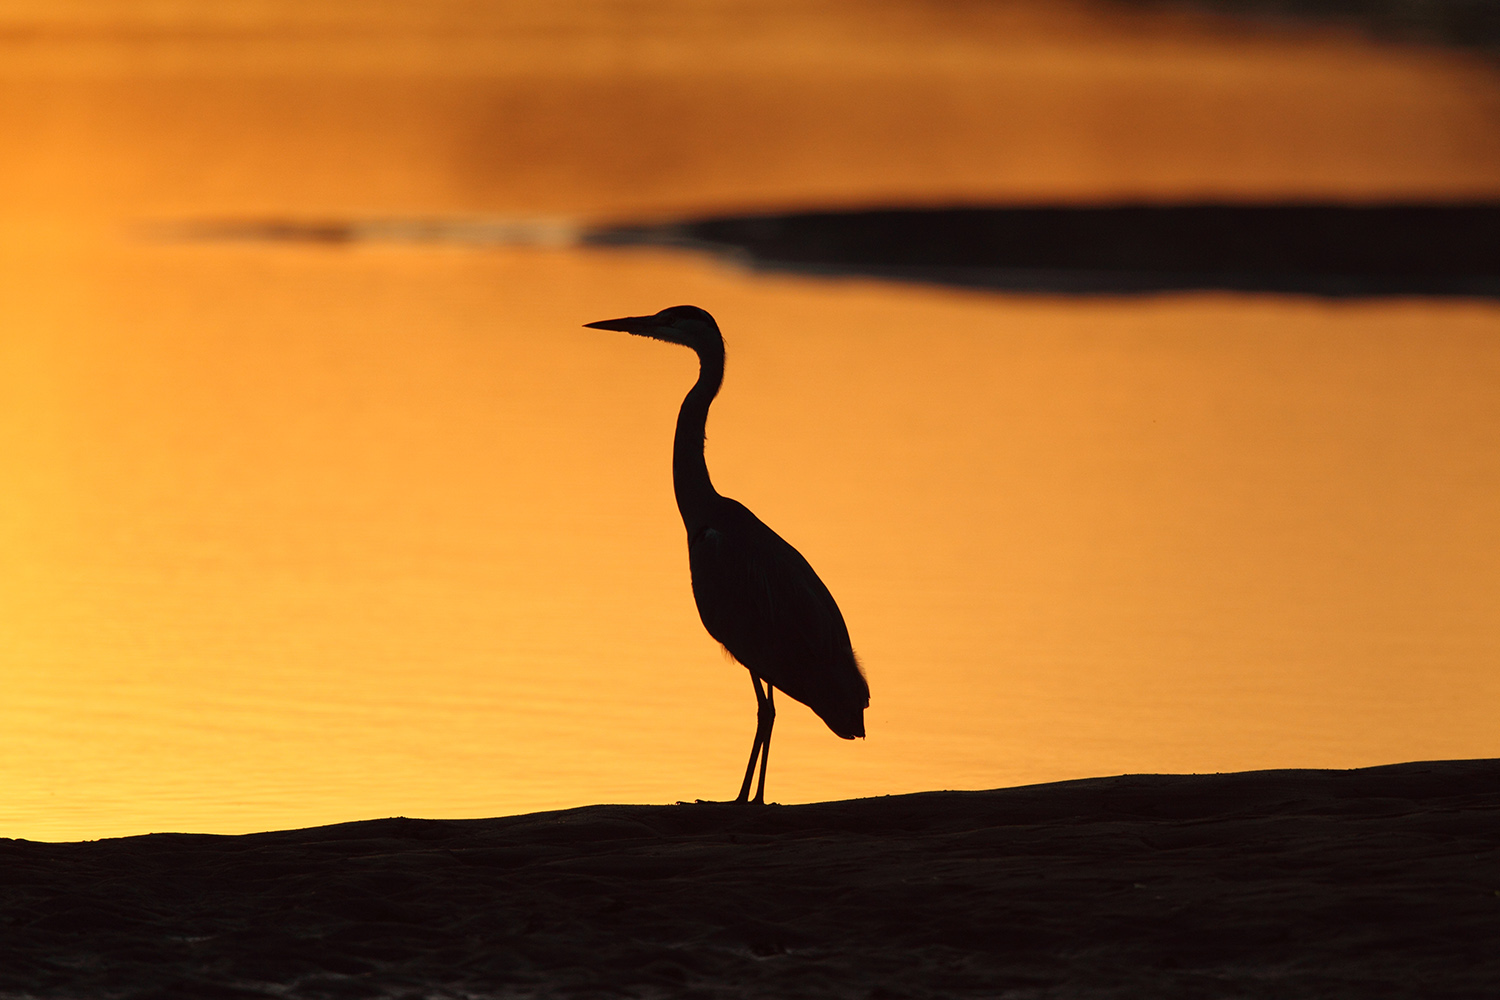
{"left": 2, "top": 1, "right": 1499, "bottom": 841}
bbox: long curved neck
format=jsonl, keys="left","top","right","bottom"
{"left": 673, "top": 337, "right": 725, "bottom": 535}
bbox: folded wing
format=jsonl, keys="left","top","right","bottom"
{"left": 688, "top": 499, "right": 869, "bottom": 739}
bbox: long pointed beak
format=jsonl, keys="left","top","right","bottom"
{"left": 583, "top": 314, "right": 654, "bottom": 333}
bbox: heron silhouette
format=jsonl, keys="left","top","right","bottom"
{"left": 585, "top": 305, "right": 869, "bottom": 804}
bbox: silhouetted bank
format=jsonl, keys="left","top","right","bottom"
{"left": 3, "top": 759, "right": 1497, "bottom": 999}
{"left": 591, "top": 203, "right": 1500, "bottom": 297}
{"left": 180, "top": 203, "right": 1500, "bottom": 298}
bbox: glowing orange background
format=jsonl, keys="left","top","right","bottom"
{"left": 2, "top": 0, "right": 1498, "bottom": 840}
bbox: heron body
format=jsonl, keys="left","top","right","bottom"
{"left": 584, "top": 305, "right": 869, "bottom": 803}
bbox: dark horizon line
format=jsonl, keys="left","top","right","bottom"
{"left": 161, "top": 199, "right": 1500, "bottom": 299}
{"left": 589, "top": 201, "right": 1500, "bottom": 299}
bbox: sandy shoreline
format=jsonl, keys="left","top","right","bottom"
{"left": 2, "top": 759, "right": 1496, "bottom": 998}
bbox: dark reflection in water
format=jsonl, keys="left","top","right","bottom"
{"left": 179, "top": 204, "right": 1500, "bottom": 298}
{"left": 592, "top": 204, "right": 1500, "bottom": 297}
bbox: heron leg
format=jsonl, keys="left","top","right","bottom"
{"left": 734, "top": 675, "right": 771, "bottom": 803}
{"left": 752, "top": 685, "right": 775, "bottom": 804}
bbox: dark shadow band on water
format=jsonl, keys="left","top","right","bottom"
{"left": 587, "top": 203, "right": 1500, "bottom": 298}
{"left": 167, "top": 203, "right": 1500, "bottom": 299}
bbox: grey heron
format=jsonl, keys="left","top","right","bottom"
{"left": 584, "top": 305, "right": 869, "bottom": 804}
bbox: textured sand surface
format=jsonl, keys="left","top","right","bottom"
{"left": 3, "top": 758, "right": 1497, "bottom": 998}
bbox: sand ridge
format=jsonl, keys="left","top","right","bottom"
{"left": 2, "top": 758, "right": 1497, "bottom": 998}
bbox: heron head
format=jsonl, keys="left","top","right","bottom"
{"left": 584, "top": 305, "right": 722, "bottom": 354}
